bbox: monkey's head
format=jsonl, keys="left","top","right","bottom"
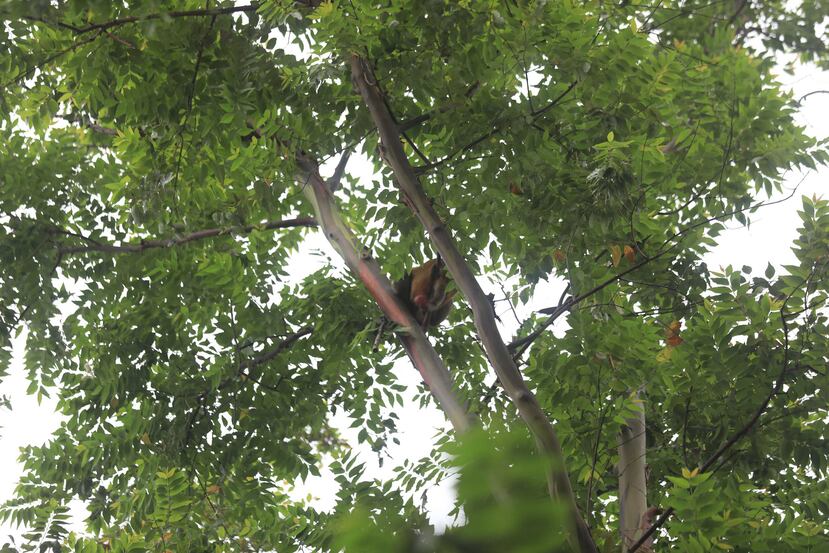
{"left": 410, "top": 259, "right": 451, "bottom": 311}
{"left": 393, "top": 257, "right": 457, "bottom": 330}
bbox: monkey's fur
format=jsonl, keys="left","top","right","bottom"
{"left": 393, "top": 258, "right": 456, "bottom": 329}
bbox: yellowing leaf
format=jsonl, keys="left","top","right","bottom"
{"left": 610, "top": 244, "right": 622, "bottom": 267}
{"left": 624, "top": 244, "right": 635, "bottom": 263}
{"left": 315, "top": 1, "right": 335, "bottom": 18}
{"left": 665, "top": 320, "right": 683, "bottom": 346}
{"left": 141, "top": 432, "right": 151, "bottom": 445}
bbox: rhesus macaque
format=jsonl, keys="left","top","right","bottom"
{"left": 393, "top": 258, "right": 456, "bottom": 329}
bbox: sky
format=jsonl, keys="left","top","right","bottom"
{"left": 1, "top": 54, "right": 828, "bottom": 546}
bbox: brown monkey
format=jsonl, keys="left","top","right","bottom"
{"left": 393, "top": 258, "right": 456, "bottom": 329}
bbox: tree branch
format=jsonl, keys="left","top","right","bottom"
{"left": 57, "top": 217, "right": 317, "bottom": 255}
{"left": 350, "top": 54, "right": 597, "bottom": 553}
{"left": 396, "top": 81, "right": 480, "bottom": 132}
{"left": 515, "top": 177, "right": 809, "bottom": 354}
{"left": 236, "top": 327, "right": 312, "bottom": 393}
{"left": 798, "top": 90, "right": 829, "bottom": 104}
{"left": 725, "top": 0, "right": 750, "bottom": 28}
{"left": 414, "top": 79, "right": 579, "bottom": 173}
{"left": 4, "top": 30, "right": 104, "bottom": 88}
{"left": 240, "top": 326, "right": 314, "bottom": 371}
{"left": 627, "top": 264, "right": 818, "bottom": 552}
{"left": 30, "top": 5, "right": 261, "bottom": 35}
{"left": 295, "top": 151, "right": 472, "bottom": 433}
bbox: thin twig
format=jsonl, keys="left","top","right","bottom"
{"left": 798, "top": 90, "right": 829, "bottom": 104}
{"left": 681, "top": 387, "right": 693, "bottom": 467}
{"left": 172, "top": 13, "right": 217, "bottom": 192}
{"left": 585, "top": 367, "right": 609, "bottom": 522}
{"left": 239, "top": 327, "right": 313, "bottom": 370}
{"left": 29, "top": 5, "right": 260, "bottom": 35}
{"left": 513, "top": 177, "right": 808, "bottom": 354}
{"left": 3, "top": 31, "right": 103, "bottom": 88}
{"left": 57, "top": 217, "right": 317, "bottom": 255}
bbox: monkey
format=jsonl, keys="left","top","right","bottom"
{"left": 393, "top": 257, "right": 456, "bottom": 329}
{"left": 372, "top": 257, "right": 456, "bottom": 350}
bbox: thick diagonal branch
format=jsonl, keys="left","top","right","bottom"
{"left": 350, "top": 54, "right": 596, "bottom": 553}
{"left": 295, "top": 153, "right": 471, "bottom": 433}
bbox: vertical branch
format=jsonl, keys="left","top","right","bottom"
{"left": 294, "top": 153, "right": 472, "bottom": 433}
{"left": 627, "top": 267, "right": 811, "bottom": 552}
{"left": 618, "top": 390, "right": 649, "bottom": 551}
{"left": 350, "top": 54, "right": 597, "bottom": 553}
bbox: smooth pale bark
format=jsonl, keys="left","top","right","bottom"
{"left": 618, "top": 392, "right": 649, "bottom": 551}
{"left": 295, "top": 154, "right": 472, "bottom": 432}
{"left": 350, "top": 54, "right": 598, "bottom": 553}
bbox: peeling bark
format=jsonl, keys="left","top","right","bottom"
{"left": 295, "top": 153, "right": 472, "bottom": 433}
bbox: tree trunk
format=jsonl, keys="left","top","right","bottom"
{"left": 618, "top": 391, "right": 648, "bottom": 551}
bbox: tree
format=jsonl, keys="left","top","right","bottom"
{"left": 1, "top": 1, "right": 828, "bottom": 551}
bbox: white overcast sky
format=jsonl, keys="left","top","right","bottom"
{"left": 1, "top": 54, "right": 827, "bottom": 543}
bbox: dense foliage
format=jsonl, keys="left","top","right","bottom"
{"left": 1, "top": 1, "right": 828, "bottom": 552}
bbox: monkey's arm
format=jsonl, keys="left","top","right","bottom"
{"left": 424, "top": 290, "right": 456, "bottom": 328}
{"left": 392, "top": 272, "right": 412, "bottom": 305}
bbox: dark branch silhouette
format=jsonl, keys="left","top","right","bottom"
{"left": 56, "top": 217, "right": 317, "bottom": 255}
{"left": 511, "top": 177, "right": 808, "bottom": 354}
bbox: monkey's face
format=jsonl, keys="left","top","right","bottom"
{"left": 411, "top": 260, "right": 449, "bottom": 312}
{"left": 396, "top": 258, "right": 456, "bottom": 329}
